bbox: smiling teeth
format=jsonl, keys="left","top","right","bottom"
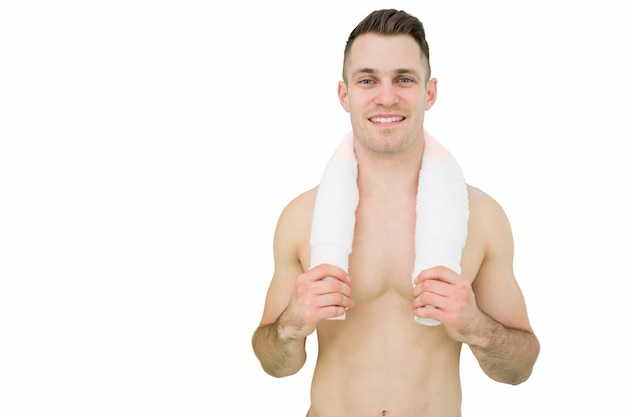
{"left": 370, "top": 116, "right": 404, "bottom": 123}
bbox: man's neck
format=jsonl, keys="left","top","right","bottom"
{"left": 354, "top": 139, "right": 424, "bottom": 198}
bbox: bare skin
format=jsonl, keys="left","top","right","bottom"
{"left": 252, "top": 33, "right": 539, "bottom": 417}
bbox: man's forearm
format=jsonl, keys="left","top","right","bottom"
{"left": 252, "top": 318, "right": 307, "bottom": 378}
{"left": 469, "top": 315, "right": 540, "bottom": 385}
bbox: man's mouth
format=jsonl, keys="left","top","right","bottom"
{"left": 369, "top": 116, "right": 405, "bottom": 124}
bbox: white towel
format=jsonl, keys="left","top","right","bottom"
{"left": 310, "top": 131, "right": 469, "bottom": 325}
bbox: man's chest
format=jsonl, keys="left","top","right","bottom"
{"left": 348, "top": 203, "right": 417, "bottom": 301}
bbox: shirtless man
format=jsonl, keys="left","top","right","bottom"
{"left": 252, "top": 9, "right": 540, "bottom": 417}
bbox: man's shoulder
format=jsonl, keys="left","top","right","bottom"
{"left": 467, "top": 184, "right": 506, "bottom": 214}
{"left": 273, "top": 187, "right": 318, "bottom": 262}
{"left": 466, "top": 184, "right": 513, "bottom": 242}
{"left": 284, "top": 187, "right": 317, "bottom": 214}
{"left": 276, "top": 187, "right": 318, "bottom": 230}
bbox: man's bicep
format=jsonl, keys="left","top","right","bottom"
{"left": 474, "top": 258, "right": 533, "bottom": 332}
{"left": 473, "top": 197, "right": 533, "bottom": 332}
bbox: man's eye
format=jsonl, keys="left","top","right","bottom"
{"left": 359, "top": 79, "right": 373, "bottom": 85}
{"left": 398, "top": 77, "right": 413, "bottom": 83}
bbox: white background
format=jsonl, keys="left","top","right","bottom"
{"left": 1, "top": 0, "right": 625, "bottom": 416}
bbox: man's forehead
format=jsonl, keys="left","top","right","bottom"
{"left": 346, "top": 34, "right": 427, "bottom": 80}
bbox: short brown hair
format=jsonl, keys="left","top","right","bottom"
{"left": 342, "top": 9, "right": 431, "bottom": 81}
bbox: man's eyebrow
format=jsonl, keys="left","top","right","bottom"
{"left": 351, "top": 67, "right": 376, "bottom": 78}
{"left": 396, "top": 68, "right": 422, "bottom": 80}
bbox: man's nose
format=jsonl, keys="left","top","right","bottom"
{"left": 374, "top": 82, "right": 399, "bottom": 107}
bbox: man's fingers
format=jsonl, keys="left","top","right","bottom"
{"left": 310, "top": 263, "right": 350, "bottom": 284}
{"left": 414, "top": 265, "right": 457, "bottom": 286}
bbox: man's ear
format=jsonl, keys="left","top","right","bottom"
{"left": 425, "top": 77, "right": 438, "bottom": 110}
{"left": 337, "top": 81, "right": 350, "bottom": 112}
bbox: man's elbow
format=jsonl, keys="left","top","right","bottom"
{"left": 254, "top": 350, "right": 306, "bottom": 378}
{"left": 251, "top": 334, "right": 306, "bottom": 378}
{"left": 489, "top": 363, "right": 535, "bottom": 386}
{"left": 260, "top": 362, "right": 301, "bottom": 379}
{"left": 501, "top": 337, "right": 541, "bottom": 385}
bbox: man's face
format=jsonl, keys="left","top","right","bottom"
{"left": 338, "top": 33, "right": 437, "bottom": 155}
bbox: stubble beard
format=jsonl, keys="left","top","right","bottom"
{"left": 359, "top": 125, "right": 420, "bottom": 155}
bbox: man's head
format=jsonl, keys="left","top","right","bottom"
{"left": 337, "top": 9, "right": 437, "bottom": 155}
{"left": 342, "top": 9, "right": 431, "bottom": 82}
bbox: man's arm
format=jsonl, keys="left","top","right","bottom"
{"left": 463, "top": 187, "right": 540, "bottom": 384}
{"left": 252, "top": 193, "right": 310, "bottom": 378}
{"left": 252, "top": 190, "right": 353, "bottom": 378}
{"left": 413, "top": 187, "right": 539, "bottom": 384}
